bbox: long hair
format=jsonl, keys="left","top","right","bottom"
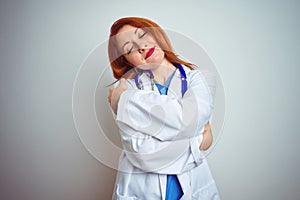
{"left": 108, "top": 17, "right": 194, "bottom": 80}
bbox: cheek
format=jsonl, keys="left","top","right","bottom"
{"left": 126, "top": 53, "right": 143, "bottom": 66}
{"left": 149, "top": 49, "right": 164, "bottom": 62}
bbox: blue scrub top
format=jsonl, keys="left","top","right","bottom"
{"left": 154, "top": 69, "right": 184, "bottom": 200}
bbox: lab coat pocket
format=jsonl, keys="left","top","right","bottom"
{"left": 114, "top": 185, "right": 138, "bottom": 200}
{"left": 115, "top": 195, "right": 137, "bottom": 200}
{"left": 192, "top": 181, "right": 220, "bottom": 200}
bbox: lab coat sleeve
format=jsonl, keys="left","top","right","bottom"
{"left": 118, "top": 126, "right": 198, "bottom": 173}
{"left": 113, "top": 70, "right": 213, "bottom": 173}
{"left": 116, "top": 69, "right": 213, "bottom": 141}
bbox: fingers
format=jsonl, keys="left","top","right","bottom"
{"left": 119, "top": 78, "right": 128, "bottom": 90}
{"left": 108, "top": 88, "right": 113, "bottom": 104}
{"left": 107, "top": 78, "right": 128, "bottom": 109}
{"left": 120, "top": 78, "right": 126, "bottom": 84}
{"left": 204, "top": 122, "right": 211, "bottom": 131}
{"left": 119, "top": 78, "right": 127, "bottom": 87}
{"left": 200, "top": 122, "right": 213, "bottom": 151}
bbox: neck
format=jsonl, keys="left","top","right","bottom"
{"left": 151, "top": 59, "right": 176, "bottom": 85}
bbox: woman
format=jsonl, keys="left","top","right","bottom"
{"left": 108, "top": 17, "right": 220, "bottom": 200}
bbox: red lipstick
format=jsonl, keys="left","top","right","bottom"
{"left": 145, "top": 47, "right": 155, "bottom": 59}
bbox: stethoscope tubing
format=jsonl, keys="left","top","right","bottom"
{"left": 134, "top": 63, "right": 187, "bottom": 97}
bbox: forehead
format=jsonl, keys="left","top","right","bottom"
{"left": 118, "top": 24, "right": 137, "bottom": 35}
{"left": 116, "top": 25, "right": 137, "bottom": 42}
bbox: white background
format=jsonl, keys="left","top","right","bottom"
{"left": 0, "top": 0, "right": 299, "bottom": 199}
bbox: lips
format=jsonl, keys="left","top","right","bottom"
{"left": 145, "top": 47, "right": 155, "bottom": 59}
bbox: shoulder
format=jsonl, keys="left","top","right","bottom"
{"left": 184, "top": 64, "right": 216, "bottom": 101}
{"left": 113, "top": 78, "right": 137, "bottom": 89}
{"left": 183, "top": 64, "right": 205, "bottom": 82}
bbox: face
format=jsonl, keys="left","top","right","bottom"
{"left": 115, "top": 24, "right": 165, "bottom": 70}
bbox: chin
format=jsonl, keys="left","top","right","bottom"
{"left": 136, "top": 62, "right": 160, "bottom": 71}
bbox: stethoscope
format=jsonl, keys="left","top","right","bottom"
{"left": 134, "top": 63, "right": 188, "bottom": 97}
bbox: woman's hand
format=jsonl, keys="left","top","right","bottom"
{"left": 199, "top": 122, "right": 213, "bottom": 151}
{"left": 108, "top": 78, "right": 128, "bottom": 114}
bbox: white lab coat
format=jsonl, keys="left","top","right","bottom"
{"left": 112, "top": 65, "right": 220, "bottom": 200}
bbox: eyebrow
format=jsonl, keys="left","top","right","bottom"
{"left": 134, "top": 28, "right": 138, "bottom": 34}
{"left": 121, "top": 28, "right": 139, "bottom": 50}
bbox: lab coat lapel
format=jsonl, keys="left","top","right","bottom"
{"left": 168, "top": 69, "right": 183, "bottom": 99}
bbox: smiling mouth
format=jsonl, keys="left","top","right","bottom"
{"left": 145, "top": 47, "right": 155, "bottom": 59}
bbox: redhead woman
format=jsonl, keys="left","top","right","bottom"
{"left": 107, "top": 17, "right": 220, "bottom": 200}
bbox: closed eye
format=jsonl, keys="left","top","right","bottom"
{"left": 127, "top": 46, "right": 133, "bottom": 55}
{"left": 125, "top": 31, "right": 147, "bottom": 55}
{"left": 139, "top": 31, "right": 147, "bottom": 38}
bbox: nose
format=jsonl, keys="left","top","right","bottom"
{"left": 138, "top": 44, "right": 147, "bottom": 53}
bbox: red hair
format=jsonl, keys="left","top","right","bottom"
{"left": 108, "top": 17, "right": 194, "bottom": 80}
